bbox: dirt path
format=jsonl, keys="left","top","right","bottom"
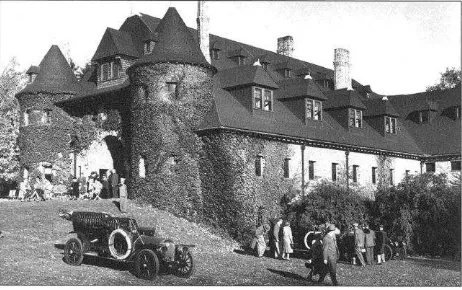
{"left": 0, "top": 199, "right": 460, "bottom": 286}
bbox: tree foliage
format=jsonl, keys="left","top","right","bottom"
{"left": 0, "top": 58, "right": 26, "bottom": 182}
{"left": 426, "top": 67, "right": 461, "bottom": 92}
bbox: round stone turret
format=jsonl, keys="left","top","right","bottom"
{"left": 127, "top": 7, "right": 215, "bottom": 219}
{"left": 15, "top": 45, "right": 80, "bottom": 183}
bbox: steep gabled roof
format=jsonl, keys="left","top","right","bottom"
{"left": 217, "top": 65, "right": 278, "bottom": 89}
{"left": 324, "top": 89, "right": 367, "bottom": 110}
{"left": 276, "top": 78, "right": 326, "bottom": 100}
{"left": 91, "top": 28, "right": 138, "bottom": 61}
{"left": 363, "top": 98, "right": 400, "bottom": 117}
{"left": 132, "top": 7, "right": 213, "bottom": 70}
{"left": 18, "top": 45, "right": 80, "bottom": 95}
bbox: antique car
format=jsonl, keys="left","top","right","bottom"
{"left": 59, "top": 211, "right": 195, "bottom": 280}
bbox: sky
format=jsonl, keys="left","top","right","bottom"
{"left": 0, "top": 1, "right": 460, "bottom": 95}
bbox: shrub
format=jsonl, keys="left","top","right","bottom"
{"left": 286, "top": 181, "right": 370, "bottom": 247}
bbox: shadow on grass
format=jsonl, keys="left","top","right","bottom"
{"left": 267, "top": 268, "right": 319, "bottom": 285}
{"left": 112, "top": 200, "right": 121, "bottom": 212}
{"left": 407, "top": 257, "right": 461, "bottom": 272}
{"left": 54, "top": 243, "right": 65, "bottom": 250}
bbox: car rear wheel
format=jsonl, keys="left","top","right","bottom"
{"left": 175, "top": 250, "right": 195, "bottom": 278}
{"left": 134, "top": 249, "right": 159, "bottom": 280}
{"left": 64, "top": 237, "right": 84, "bottom": 266}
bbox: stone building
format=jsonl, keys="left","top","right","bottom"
{"left": 16, "top": 4, "right": 460, "bottom": 231}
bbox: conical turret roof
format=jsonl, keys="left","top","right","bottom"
{"left": 131, "top": 7, "right": 214, "bottom": 71}
{"left": 18, "top": 45, "right": 81, "bottom": 95}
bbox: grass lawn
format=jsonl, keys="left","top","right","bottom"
{"left": 0, "top": 198, "right": 460, "bottom": 286}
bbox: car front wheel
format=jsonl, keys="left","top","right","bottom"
{"left": 134, "top": 249, "right": 159, "bottom": 280}
{"left": 175, "top": 250, "right": 195, "bottom": 278}
{"left": 64, "top": 237, "right": 84, "bottom": 266}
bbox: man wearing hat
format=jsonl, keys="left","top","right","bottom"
{"left": 318, "top": 224, "right": 339, "bottom": 286}
{"left": 353, "top": 223, "right": 366, "bottom": 267}
{"left": 375, "top": 225, "right": 388, "bottom": 264}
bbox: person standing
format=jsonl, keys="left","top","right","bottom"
{"left": 110, "top": 169, "right": 119, "bottom": 198}
{"left": 319, "top": 224, "right": 339, "bottom": 286}
{"left": 251, "top": 224, "right": 270, "bottom": 257}
{"left": 71, "top": 177, "right": 79, "bottom": 200}
{"left": 364, "top": 224, "right": 376, "bottom": 265}
{"left": 101, "top": 174, "right": 109, "bottom": 199}
{"left": 375, "top": 225, "right": 388, "bottom": 264}
{"left": 282, "top": 220, "right": 294, "bottom": 260}
{"left": 353, "top": 223, "right": 366, "bottom": 267}
{"left": 119, "top": 177, "right": 128, "bottom": 213}
{"left": 305, "top": 232, "right": 324, "bottom": 282}
{"left": 272, "top": 218, "right": 283, "bottom": 259}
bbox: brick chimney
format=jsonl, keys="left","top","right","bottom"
{"left": 277, "top": 36, "right": 294, "bottom": 57}
{"left": 333, "top": 48, "right": 352, "bottom": 90}
{"left": 197, "top": 1, "right": 210, "bottom": 63}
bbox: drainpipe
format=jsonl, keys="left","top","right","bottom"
{"left": 301, "top": 145, "right": 305, "bottom": 195}
{"left": 345, "top": 150, "right": 350, "bottom": 190}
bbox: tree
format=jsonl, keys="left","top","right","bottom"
{"left": 0, "top": 58, "right": 27, "bottom": 183}
{"left": 426, "top": 67, "right": 461, "bottom": 92}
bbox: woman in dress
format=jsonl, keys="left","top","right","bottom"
{"left": 282, "top": 220, "right": 294, "bottom": 260}
{"left": 251, "top": 224, "right": 270, "bottom": 257}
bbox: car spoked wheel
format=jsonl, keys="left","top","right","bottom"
{"left": 64, "top": 237, "right": 84, "bottom": 266}
{"left": 134, "top": 249, "right": 159, "bottom": 280}
{"left": 175, "top": 250, "right": 195, "bottom": 278}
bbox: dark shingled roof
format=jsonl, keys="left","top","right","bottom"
{"left": 276, "top": 78, "right": 326, "bottom": 100}
{"left": 132, "top": 7, "right": 213, "bottom": 70}
{"left": 363, "top": 98, "right": 400, "bottom": 117}
{"left": 217, "top": 65, "right": 278, "bottom": 90}
{"left": 26, "top": 65, "right": 40, "bottom": 75}
{"left": 91, "top": 28, "right": 138, "bottom": 61}
{"left": 18, "top": 45, "right": 80, "bottom": 95}
{"left": 387, "top": 85, "right": 461, "bottom": 155}
{"left": 324, "top": 89, "right": 367, "bottom": 110}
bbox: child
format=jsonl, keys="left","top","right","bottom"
{"left": 282, "top": 220, "right": 294, "bottom": 260}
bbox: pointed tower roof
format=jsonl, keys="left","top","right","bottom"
{"left": 131, "top": 7, "right": 214, "bottom": 71}
{"left": 18, "top": 45, "right": 80, "bottom": 95}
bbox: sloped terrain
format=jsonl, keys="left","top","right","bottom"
{"left": 0, "top": 199, "right": 460, "bottom": 286}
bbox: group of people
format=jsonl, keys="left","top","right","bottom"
{"left": 16, "top": 175, "right": 53, "bottom": 201}
{"left": 69, "top": 169, "right": 120, "bottom": 200}
{"left": 249, "top": 219, "right": 390, "bottom": 286}
{"left": 352, "top": 223, "right": 388, "bottom": 266}
{"left": 251, "top": 219, "right": 294, "bottom": 260}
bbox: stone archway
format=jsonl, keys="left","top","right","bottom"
{"left": 103, "top": 135, "right": 125, "bottom": 177}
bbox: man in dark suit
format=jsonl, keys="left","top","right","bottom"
{"left": 110, "top": 169, "right": 119, "bottom": 198}
{"left": 318, "top": 224, "right": 339, "bottom": 286}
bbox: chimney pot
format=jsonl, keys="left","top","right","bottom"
{"left": 277, "top": 36, "right": 294, "bottom": 57}
{"left": 333, "top": 48, "right": 352, "bottom": 90}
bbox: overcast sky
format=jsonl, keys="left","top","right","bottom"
{"left": 0, "top": 1, "right": 460, "bottom": 95}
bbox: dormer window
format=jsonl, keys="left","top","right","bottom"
{"left": 284, "top": 69, "right": 291, "bottom": 79}
{"left": 236, "top": 56, "right": 245, "bottom": 66}
{"left": 99, "top": 60, "right": 121, "bottom": 82}
{"left": 253, "top": 87, "right": 273, "bottom": 111}
{"left": 419, "top": 110, "right": 430, "bottom": 124}
{"left": 349, "top": 108, "right": 362, "bottom": 128}
{"left": 144, "top": 40, "right": 155, "bottom": 55}
{"left": 29, "top": 74, "right": 37, "bottom": 84}
{"left": 306, "top": 99, "right": 322, "bottom": 121}
{"left": 455, "top": 106, "right": 460, "bottom": 119}
{"left": 261, "top": 62, "right": 269, "bottom": 70}
{"left": 385, "top": 116, "right": 397, "bottom": 134}
{"left": 210, "top": 48, "right": 220, "bottom": 60}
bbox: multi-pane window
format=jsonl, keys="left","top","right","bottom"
{"left": 349, "top": 109, "right": 362, "bottom": 128}
{"left": 284, "top": 69, "right": 291, "bottom": 78}
{"left": 332, "top": 163, "right": 338, "bottom": 181}
{"left": 306, "top": 99, "right": 322, "bottom": 121}
{"left": 27, "top": 109, "right": 50, "bottom": 125}
{"left": 261, "top": 62, "right": 268, "bottom": 70}
{"left": 263, "top": 90, "right": 272, "bottom": 111}
{"left": 455, "top": 107, "right": 460, "bottom": 119}
{"left": 389, "top": 169, "right": 394, "bottom": 185}
{"left": 308, "top": 161, "right": 315, "bottom": 180}
{"left": 23, "top": 112, "right": 29, "bottom": 126}
{"left": 144, "top": 41, "right": 155, "bottom": 55}
{"left": 99, "top": 61, "right": 121, "bottom": 82}
{"left": 167, "top": 82, "right": 178, "bottom": 97}
{"left": 255, "top": 156, "right": 264, "bottom": 177}
{"left": 451, "top": 161, "right": 461, "bottom": 171}
{"left": 352, "top": 165, "right": 359, "bottom": 183}
{"left": 426, "top": 162, "right": 435, "bottom": 173}
{"left": 283, "top": 158, "right": 290, "bottom": 178}
{"left": 254, "top": 87, "right": 273, "bottom": 111}
{"left": 419, "top": 111, "right": 430, "bottom": 124}
{"left": 385, "top": 117, "right": 397, "bottom": 134}
{"left": 237, "top": 56, "right": 245, "bottom": 66}
{"left": 372, "top": 167, "right": 377, "bottom": 184}
{"left": 210, "top": 49, "right": 220, "bottom": 60}
{"left": 42, "top": 109, "right": 51, "bottom": 124}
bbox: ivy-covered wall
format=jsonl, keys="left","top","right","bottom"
{"left": 200, "top": 131, "right": 298, "bottom": 243}
{"left": 127, "top": 63, "right": 214, "bottom": 220}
